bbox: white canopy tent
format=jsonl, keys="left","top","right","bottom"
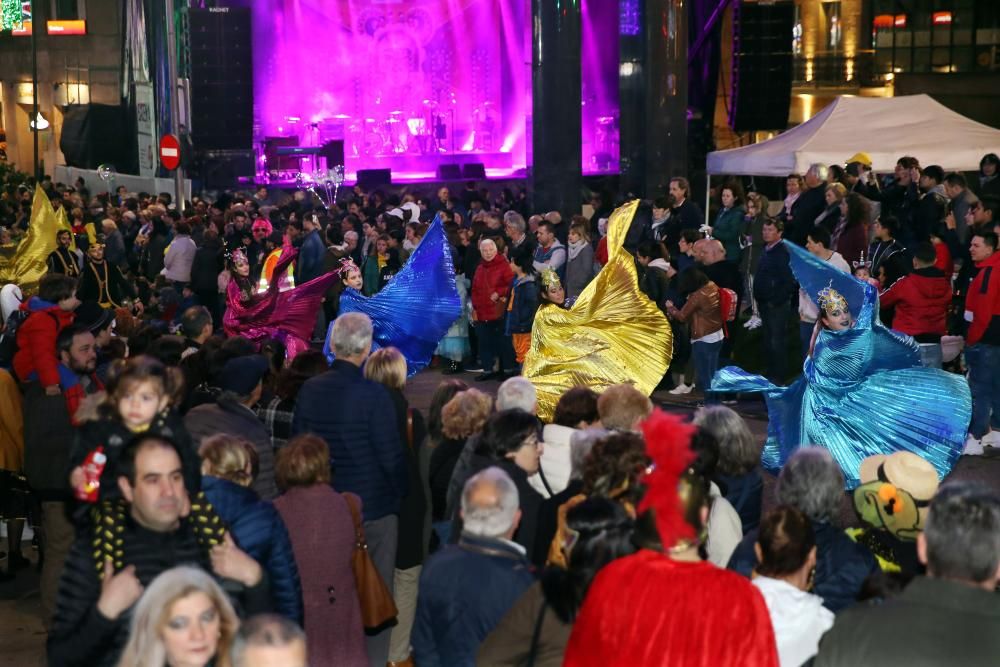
{"left": 706, "top": 94, "right": 1000, "bottom": 177}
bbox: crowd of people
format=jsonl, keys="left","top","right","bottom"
{"left": 0, "top": 147, "right": 997, "bottom": 667}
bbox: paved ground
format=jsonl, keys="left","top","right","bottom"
{"left": 3, "top": 366, "right": 997, "bottom": 664}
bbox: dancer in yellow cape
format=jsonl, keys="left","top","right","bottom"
{"left": 523, "top": 199, "right": 673, "bottom": 419}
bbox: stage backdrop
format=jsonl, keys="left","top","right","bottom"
{"left": 221, "top": 0, "right": 619, "bottom": 180}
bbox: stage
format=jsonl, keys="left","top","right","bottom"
{"left": 220, "top": 0, "right": 622, "bottom": 186}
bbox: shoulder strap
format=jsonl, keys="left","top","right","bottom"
{"left": 526, "top": 600, "right": 547, "bottom": 667}
{"left": 342, "top": 492, "right": 366, "bottom": 547}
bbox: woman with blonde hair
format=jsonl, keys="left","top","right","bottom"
{"left": 199, "top": 434, "right": 302, "bottom": 624}
{"left": 364, "top": 347, "right": 428, "bottom": 667}
{"left": 117, "top": 565, "right": 239, "bottom": 667}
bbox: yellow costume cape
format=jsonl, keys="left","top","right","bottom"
{"left": 0, "top": 186, "right": 67, "bottom": 295}
{"left": 523, "top": 199, "right": 672, "bottom": 419}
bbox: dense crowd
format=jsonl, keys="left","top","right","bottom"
{"left": 0, "top": 148, "right": 998, "bottom": 667}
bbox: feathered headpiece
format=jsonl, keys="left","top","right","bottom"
{"left": 230, "top": 248, "right": 248, "bottom": 266}
{"left": 817, "top": 281, "right": 848, "bottom": 313}
{"left": 337, "top": 257, "right": 360, "bottom": 277}
{"left": 540, "top": 267, "right": 562, "bottom": 290}
{"left": 637, "top": 410, "right": 698, "bottom": 550}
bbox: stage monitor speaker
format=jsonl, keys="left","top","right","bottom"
{"left": 187, "top": 7, "right": 253, "bottom": 151}
{"left": 729, "top": 0, "right": 794, "bottom": 132}
{"left": 437, "top": 164, "right": 461, "bottom": 180}
{"left": 319, "top": 140, "right": 345, "bottom": 167}
{"left": 461, "top": 163, "right": 486, "bottom": 179}
{"left": 357, "top": 168, "right": 391, "bottom": 187}
{"left": 201, "top": 150, "right": 255, "bottom": 190}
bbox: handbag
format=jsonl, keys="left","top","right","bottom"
{"left": 343, "top": 493, "right": 398, "bottom": 630}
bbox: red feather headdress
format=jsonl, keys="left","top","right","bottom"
{"left": 638, "top": 410, "right": 698, "bottom": 549}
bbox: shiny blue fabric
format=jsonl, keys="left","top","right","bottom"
{"left": 712, "top": 240, "right": 971, "bottom": 489}
{"left": 325, "top": 216, "right": 461, "bottom": 376}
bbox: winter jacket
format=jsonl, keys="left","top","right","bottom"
{"left": 713, "top": 206, "right": 745, "bottom": 262}
{"left": 564, "top": 242, "right": 596, "bottom": 301}
{"left": 832, "top": 220, "right": 868, "bottom": 270}
{"left": 533, "top": 241, "right": 567, "bottom": 281}
{"left": 144, "top": 229, "right": 170, "bottom": 281}
{"left": 728, "top": 520, "right": 879, "bottom": 612}
{"left": 12, "top": 298, "right": 75, "bottom": 387}
{"left": 295, "top": 229, "right": 326, "bottom": 285}
{"left": 22, "top": 380, "right": 77, "bottom": 499}
{"left": 190, "top": 235, "right": 224, "bottom": 292}
{"left": 674, "top": 282, "right": 723, "bottom": 340}
{"left": 754, "top": 242, "right": 797, "bottom": 307}
{"left": 292, "top": 359, "right": 408, "bottom": 521}
{"left": 912, "top": 185, "right": 949, "bottom": 245}
{"left": 412, "top": 533, "right": 535, "bottom": 667}
{"left": 965, "top": 250, "right": 1000, "bottom": 346}
{"left": 880, "top": 266, "right": 952, "bottom": 340}
{"left": 789, "top": 186, "right": 827, "bottom": 246}
{"left": 163, "top": 233, "right": 197, "bottom": 283}
{"left": 202, "top": 475, "right": 303, "bottom": 624}
{"left": 718, "top": 469, "right": 764, "bottom": 534}
{"left": 505, "top": 275, "right": 539, "bottom": 335}
{"left": 754, "top": 576, "right": 834, "bottom": 667}
{"left": 477, "top": 581, "right": 573, "bottom": 667}
{"left": 639, "top": 259, "right": 673, "bottom": 314}
{"left": 471, "top": 254, "right": 515, "bottom": 322}
{"left": 185, "top": 396, "right": 278, "bottom": 500}
{"left": 46, "top": 516, "right": 271, "bottom": 667}
{"left": 386, "top": 387, "right": 429, "bottom": 569}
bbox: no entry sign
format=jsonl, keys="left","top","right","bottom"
{"left": 159, "top": 134, "right": 180, "bottom": 171}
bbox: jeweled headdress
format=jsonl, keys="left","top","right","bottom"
{"left": 540, "top": 267, "right": 562, "bottom": 290}
{"left": 230, "top": 248, "right": 248, "bottom": 266}
{"left": 337, "top": 257, "right": 360, "bottom": 277}
{"left": 817, "top": 281, "right": 848, "bottom": 313}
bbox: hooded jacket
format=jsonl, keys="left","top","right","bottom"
{"left": 879, "top": 266, "right": 952, "bottom": 339}
{"left": 13, "top": 297, "right": 75, "bottom": 387}
{"left": 965, "top": 250, "right": 1000, "bottom": 346}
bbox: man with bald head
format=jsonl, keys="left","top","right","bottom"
{"left": 412, "top": 467, "right": 534, "bottom": 667}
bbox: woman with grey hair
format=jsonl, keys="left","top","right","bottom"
{"left": 694, "top": 405, "right": 764, "bottom": 532}
{"left": 726, "top": 448, "right": 879, "bottom": 613}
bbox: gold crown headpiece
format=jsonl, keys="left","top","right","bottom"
{"left": 817, "top": 281, "right": 848, "bottom": 313}
{"left": 540, "top": 267, "right": 562, "bottom": 290}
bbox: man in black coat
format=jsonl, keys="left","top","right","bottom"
{"left": 46, "top": 434, "right": 270, "bottom": 667}
{"left": 788, "top": 164, "right": 829, "bottom": 247}
{"left": 666, "top": 177, "right": 704, "bottom": 254}
{"left": 754, "top": 219, "right": 798, "bottom": 383}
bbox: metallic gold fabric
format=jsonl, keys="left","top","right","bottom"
{"left": 523, "top": 200, "right": 672, "bottom": 420}
{"left": 0, "top": 186, "right": 62, "bottom": 295}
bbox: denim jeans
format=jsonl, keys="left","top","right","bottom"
{"left": 917, "top": 343, "right": 943, "bottom": 369}
{"left": 967, "top": 343, "right": 1000, "bottom": 438}
{"left": 693, "top": 339, "right": 723, "bottom": 404}
{"left": 476, "top": 319, "right": 514, "bottom": 373}
{"left": 760, "top": 300, "right": 792, "bottom": 383}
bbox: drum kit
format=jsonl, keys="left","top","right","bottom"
{"left": 347, "top": 100, "right": 449, "bottom": 157}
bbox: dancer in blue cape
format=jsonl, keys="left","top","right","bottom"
{"left": 324, "top": 216, "right": 461, "bottom": 376}
{"left": 712, "top": 240, "right": 970, "bottom": 489}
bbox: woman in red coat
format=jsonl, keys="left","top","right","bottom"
{"left": 563, "top": 412, "right": 779, "bottom": 667}
{"left": 274, "top": 435, "right": 368, "bottom": 666}
{"left": 470, "top": 237, "right": 515, "bottom": 381}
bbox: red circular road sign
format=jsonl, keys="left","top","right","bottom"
{"left": 159, "top": 134, "right": 181, "bottom": 171}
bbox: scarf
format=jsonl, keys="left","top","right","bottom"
{"left": 783, "top": 192, "right": 801, "bottom": 214}
{"left": 568, "top": 239, "right": 589, "bottom": 261}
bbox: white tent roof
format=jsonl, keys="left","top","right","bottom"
{"left": 706, "top": 94, "right": 1000, "bottom": 176}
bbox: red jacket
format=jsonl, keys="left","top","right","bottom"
{"left": 965, "top": 251, "right": 1000, "bottom": 346}
{"left": 880, "top": 267, "right": 952, "bottom": 339}
{"left": 13, "top": 299, "right": 76, "bottom": 387}
{"left": 933, "top": 240, "right": 952, "bottom": 274}
{"left": 471, "top": 254, "right": 514, "bottom": 322}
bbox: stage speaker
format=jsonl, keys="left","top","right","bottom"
{"left": 357, "top": 168, "right": 391, "bottom": 187}
{"left": 729, "top": 0, "right": 794, "bottom": 132}
{"left": 201, "top": 150, "right": 254, "bottom": 190}
{"left": 319, "top": 140, "right": 345, "bottom": 167}
{"left": 437, "top": 164, "right": 461, "bottom": 180}
{"left": 461, "top": 163, "right": 486, "bottom": 179}
{"left": 187, "top": 7, "right": 253, "bottom": 151}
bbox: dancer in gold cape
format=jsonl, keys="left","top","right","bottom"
{"left": 0, "top": 186, "right": 71, "bottom": 295}
{"left": 523, "top": 200, "right": 673, "bottom": 419}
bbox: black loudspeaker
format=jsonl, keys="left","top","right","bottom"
{"left": 729, "top": 1, "right": 794, "bottom": 132}
{"left": 201, "top": 150, "right": 254, "bottom": 189}
{"left": 60, "top": 104, "right": 135, "bottom": 172}
{"left": 357, "top": 168, "right": 391, "bottom": 187}
{"left": 461, "top": 163, "right": 486, "bottom": 179}
{"left": 188, "top": 8, "right": 253, "bottom": 151}
{"left": 319, "top": 140, "right": 345, "bottom": 167}
{"left": 437, "top": 164, "right": 461, "bottom": 180}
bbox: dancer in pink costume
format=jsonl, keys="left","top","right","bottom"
{"left": 223, "top": 246, "right": 338, "bottom": 359}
